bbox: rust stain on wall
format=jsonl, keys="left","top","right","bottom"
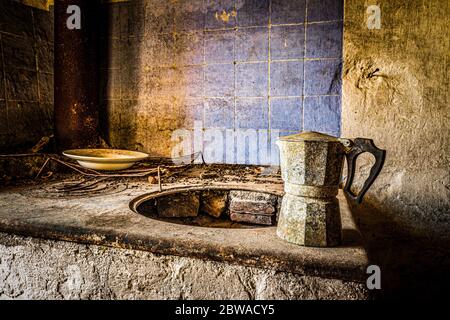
{"left": 215, "top": 9, "right": 237, "bottom": 23}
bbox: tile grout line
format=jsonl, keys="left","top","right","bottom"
{"left": 31, "top": 9, "right": 42, "bottom": 108}
{"left": 233, "top": 0, "right": 237, "bottom": 141}
{"left": 232, "top": 0, "right": 238, "bottom": 164}
{"left": 111, "top": 93, "right": 341, "bottom": 101}
{"left": 159, "top": 18, "right": 344, "bottom": 35}
{"left": 0, "top": 33, "right": 9, "bottom": 133}
{"left": 301, "top": 1, "right": 308, "bottom": 132}
{"left": 267, "top": 0, "right": 272, "bottom": 161}
{"left": 201, "top": 0, "right": 206, "bottom": 158}
{"left": 136, "top": 57, "right": 342, "bottom": 70}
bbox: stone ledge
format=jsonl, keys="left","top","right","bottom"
{"left": 0, "top": 232, "right": 369, "bottom": 299}
{"left": 0, "top": 179, "right": 369, "bottom": 283}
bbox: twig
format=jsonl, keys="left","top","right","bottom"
{"left": 157, "top": 166, "right": 162, "bottom": 191}
{"left": 0, "top": 153, "right": 43, "bottom": 158}
{"left": 35, "top": 157, "right": 50, "bottom": 179}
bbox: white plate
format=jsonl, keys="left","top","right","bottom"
{"left": 63, "top": 149, "right": 149, "bottom": 171}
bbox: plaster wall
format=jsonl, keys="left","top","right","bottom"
{"left": 342, "top": 0, "right": 449, "bottom": 240}
{"left": 0, "top": 232, "right": 368, "bottom": 300}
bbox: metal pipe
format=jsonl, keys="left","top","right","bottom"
{"left": 54, "top": 0, "right": 100, "bottom": 150}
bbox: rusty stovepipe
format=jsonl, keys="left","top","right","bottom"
{"left": 54, "top": 0, "right": 101, "bottom": 150}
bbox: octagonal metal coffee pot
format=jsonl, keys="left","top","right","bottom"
{"left": 276, "top": 131, "right": 386, "bottom": 247}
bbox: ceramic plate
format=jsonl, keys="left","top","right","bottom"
{"left": 63, "top": 149, "right": 149, "bottom": 171}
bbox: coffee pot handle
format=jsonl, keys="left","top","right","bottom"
{"left": 343, "top": 138, "right": 386, "bottom": 204}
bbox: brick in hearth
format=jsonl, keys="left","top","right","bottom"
{"left": 228, "top": 191, "right": 277, "bottom": 225}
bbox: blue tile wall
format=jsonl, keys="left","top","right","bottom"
{"left": 270, "top": 98, "right": 303, "bottom": 131}
{"left": 270, "top": 25, "right": 305, "bottom": 60}
{"left": 235, "top": 27, "right": 269, "bottom": 61}
{"left": 206, "top": 0, "right": 236, "bottom": 29}
{"left": 303, "top": 95, "right": 341, "bottom": 136}
{"left": 204, "top": 98, "right": 234, "bottom": 128}
{"left": 270, "top": 61, "right": 304, "bottom": 96}
{"left": 306, "top": 21, "right": 343, "bottom": 58}
{"left": 236, "top": 62, "right": 268, "bottom": 97}
{"left": 204, "top": 30, "right": 235, "bottom": 63}
{"left": 109, "top": 0, "right": 344, "bottom": 164}
{"left": 204, "top": 64, "right": 234, "bottom": 96}
{"left": 307, "top": 0, "right": 344, "bottom": 22}
{"left": 236, "top": 98, "right": 269, "bottom": 129}
{"left": 304, "top": 59, "right": 342, "bottom": 95}
{"left": 236, "top": 0, "right": 270, "bottom": 27}
{"left": 271, "top": 0, "right": 306, "bottom": 24}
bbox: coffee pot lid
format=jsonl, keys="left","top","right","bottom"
{"left": 278, "top": 131, "right": 340, "bottom": 142}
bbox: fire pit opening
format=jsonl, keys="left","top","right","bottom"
{"left": 132, "top": 188, "right": 282, "bottom": 229}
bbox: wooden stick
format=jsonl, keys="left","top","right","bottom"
{"left": 157, "top": 166, "right": 162, "bottom": 191}
{"left": 35, "top": 157, "right": 50, "bottom": 179}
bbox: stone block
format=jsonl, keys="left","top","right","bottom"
{"left": 201, "top": 191, "right": 227, "bottom": 218}
{"left": 230, "top": 212, "right": 273, "bottom": 225}
{"left": 229, "top": 190, "right": 277, "bottom": 204}
{"left": 229, "top": 199, "right": 275, "bottom": 215}
{"left": 156, "top": 193, "right": 200, "bottom": 218}
{"left": 229, "top": 191, "right": 277, "bottom": 217}
{"left": 0, "top": 232, "right": 369, "bottom": 300}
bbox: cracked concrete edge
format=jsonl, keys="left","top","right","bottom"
{"left": 0, "top": 232, "right": 370, "bottom": 300}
